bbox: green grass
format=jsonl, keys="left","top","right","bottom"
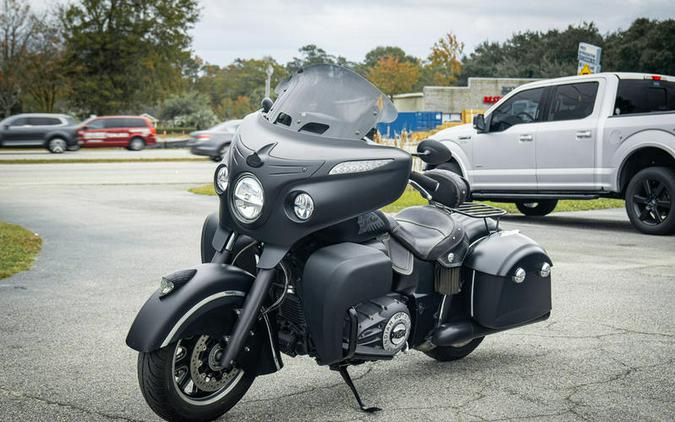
{"left": 189, "top": 184, "right": 217, "bottom": 195}
{"left": 189, "top": 183, "right": 625, "bottom": 214}
{"left": 0, "top": 222, "right": 42, "bottom": 279}
{"left": 381, "top": 188, "right": 624, "bottom": 213}
{"left": 0, "top": 157, "right": 208, "bottom": 165}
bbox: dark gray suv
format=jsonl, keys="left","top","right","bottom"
{"left": 0, "top": 113, "right": 80, "bottom": 153}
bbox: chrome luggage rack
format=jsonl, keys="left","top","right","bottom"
{"left": 449, "top": 202, "right": 507, "bottom": 233}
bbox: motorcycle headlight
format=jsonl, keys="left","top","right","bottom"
{"left": 232, "top": 175, "right": 264, "bottom": 222}
{"left": 214, "top": 164, "right": 229, "bottom": 194}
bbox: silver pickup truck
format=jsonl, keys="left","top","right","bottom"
{"left": 431, "top": 72, "right": 675, "bottom": 235}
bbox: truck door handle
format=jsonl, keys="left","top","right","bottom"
{"left": 519, "top": 134, "right": 533, "bottom": 142}
{"left": 576, "top": 130, "right": 592, "bottom": 139}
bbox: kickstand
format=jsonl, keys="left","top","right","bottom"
{"left": 337, "top": 366, "right": 382, "bottom": 413}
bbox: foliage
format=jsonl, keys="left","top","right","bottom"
{"left": 363, "top": 46, "right": 417, "bottom": 69}
{"left": 367, "top": 57, "right": 421, "bottom": 97}
{"left": 0, "top": 221, "right": 42, "bottom": 279}
{"left": 286, "top": 44, "right": 354, "bottom": 74}
{"left": 603, "top": 18, "right": 675, "bottom": 75}
{"left": 0, "top": 0, "right": 34, "bottom": 116}
{"left": 160, "top": 91, "right": 217, "bottom": 129}
{"left": 60, "top": 0, "right": 200, "bottom": 115}
{"left": 460, "top": 22, "right": 604, "bottom": 80}
{"left": 427, "top": 32, "right": 463, "bottom": 85}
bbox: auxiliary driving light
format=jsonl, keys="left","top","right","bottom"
{"left": 540, "top": 262, "right": 551, "bottom": 278}
{"left": 512, "top": 268, "right": 526, "bottom": 284}
{"left": 293, "top": 193, "right": 314, "bottom": 220}
{"left": 215, "top": 165, "right": 229, "bottom": 193}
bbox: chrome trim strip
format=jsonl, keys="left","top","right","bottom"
{"left": 261, "top": 310, "right": 281, "bottom": 370}
{"left": 470, "top": 270, "right": 476, "bottom": 317}
{"left": 161, "top": 290, "right": 246, "bottom": 348}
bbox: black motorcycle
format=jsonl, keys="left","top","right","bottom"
{"left": 127, "top": 64, "right": 552, "bottom": 421}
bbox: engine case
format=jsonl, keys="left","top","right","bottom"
{"left": 348, "top": 294, "right": 411, "bottom": 361}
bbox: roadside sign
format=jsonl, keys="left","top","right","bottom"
{"left": 578, "top": 42, "right": 602, "bottom": 65}
{"left": 578, "top": 42, "right": 602, "bottom": 75}
{"left": 578, "top": 62, "right": 601, "bottom": 75}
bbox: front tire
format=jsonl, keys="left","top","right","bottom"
{"left": 625, "top": 167, "right": 675, "bottom": 235}
{"left": 515, "top": 200, "right": 558, "bottom": 216}
{"left": 138, "top": 336, "right": 255, "bottom": 421}
{"left": 424, "top": 337, "right": 484, "bottom": 362}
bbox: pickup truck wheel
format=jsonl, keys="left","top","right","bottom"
{"left": 515, "top": 200, "right": 558, "bottom": 216}
{"left": 625, "top": 167, "right": 675, "bottom": 235}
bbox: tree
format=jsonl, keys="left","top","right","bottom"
{"left": 160, "top": 91, "right": 217, "bottom": 129}
{"left": 460, "top": 22, "right": 603, "bottom": 80}
{"left": 286, "top": 44, "right": 353, "bottom": 74}
{"left": 367, "top": 57, "right": 421, "bottom": 97}
{"left": 363, "top": 46, "right": 417, "bottom": 69}
{"left": 0, "top": 0, "right": 34, "bottom": 116}
{"left": 61, "top": 0, "right": 200, "bottom": 115}
{"left": 603, "top": 18, "right": 675, "bottom": 75}
{"left": 23, "top": 16, "right": 68, "bottom": 112}
{"left": 193, "top": 57, "right": 287, "bottom": 119}
{"left": 427, "top": 32, "right": 463, "bottom": 85}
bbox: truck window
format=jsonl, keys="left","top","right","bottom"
{"left": 614, "top": 79, "right": 675, "bottom": 115}
{"left": 548, "top": 82, "right": 598, "bottom": 121}
{"left": 489, "top": 87, "right": 546, "bottom": 132}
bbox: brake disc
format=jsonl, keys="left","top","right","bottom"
{"left": 189, "top": 335, "right": 239, "bottom": 392}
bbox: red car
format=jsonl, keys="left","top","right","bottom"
{"left": 78, "top": 116, "right": 157, "bottom": 150}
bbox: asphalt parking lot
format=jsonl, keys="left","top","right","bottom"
{"left": 0, "top": 160, "right": 674, "bottom": 421}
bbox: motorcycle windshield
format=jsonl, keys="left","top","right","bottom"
{"left": 269, "top": 64, "right": 397, "bottom": 141}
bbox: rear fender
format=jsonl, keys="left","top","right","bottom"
{"left": 126, "top": 263, "right": 281, "bottom": 375}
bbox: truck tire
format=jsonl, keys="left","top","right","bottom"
{"left": 625, "top": 167, "right": 675, "bottom": 235}
{"left": 515, "top": 200, "right": 558, "bottom": 216}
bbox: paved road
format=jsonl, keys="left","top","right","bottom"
{"left": 0, "top": 162, "right": 673, "bottom": 421}
{"left": 0, "top": 146, "right": 196, "bottom": 161}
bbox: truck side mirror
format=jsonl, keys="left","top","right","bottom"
{"left": 473, "top": 114, "right": 487, "bottom": 133}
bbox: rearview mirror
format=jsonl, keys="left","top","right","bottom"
{"left": 473, "top": 114, "right": 486, "bottom": 133}
{"left": 416, "top": 139, "right": 452, "bottom": 165}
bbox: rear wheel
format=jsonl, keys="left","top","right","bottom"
{"left": 625, "top": 167, "right": 675, "bottom": 235}
{"left": 515, "top": 200, "right": 558, "bottom": 216}
{"left": 128, "top": 137, "right": 146, "bottom": 151}
{"left": 424, "top": 337, "right": 484, "bottom": 362}
{"left": 138, "top": 335, "right": 255, "bottom": 421}
{"left": 47, "top": 137, "right": 67, "bottom": 153}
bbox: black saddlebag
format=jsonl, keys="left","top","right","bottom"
{"left": 463, "top": 231, "right": 552, "bottom": 329}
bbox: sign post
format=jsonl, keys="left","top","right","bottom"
{"left": 578, "top": 42, "right": 602, "bottom": 75}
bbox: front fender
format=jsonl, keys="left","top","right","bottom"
{"left": 126, "top": 263, "right": 282, "bottom": 374}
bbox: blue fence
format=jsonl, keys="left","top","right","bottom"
{"left": 377, "top": 111, "right": 443, "bottom": 137}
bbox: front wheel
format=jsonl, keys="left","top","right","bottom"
{"left": 128, "top": 137, "right": 146, "bottom": 151}
{"left": 138, "top": 335, "right": 255, "bottom": 421}
{"left": 47, "top": 137, "right": 67, "bottom": 153}
{"left": 515, "top": 199, "right": 558, "bottom": 216}
{"left": 424, "top": 337, "right": 484, "bottom": 362}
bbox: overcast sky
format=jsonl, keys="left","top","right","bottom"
{"left": 32, "top": 0, "right": 675, "bottom": 66}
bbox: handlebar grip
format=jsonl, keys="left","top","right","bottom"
{"left": 410, "top": 171, "right": 440, "bottom": 194}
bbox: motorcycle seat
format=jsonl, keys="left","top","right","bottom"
{"left": 386, "top": 206, "right": 498, "bottom": 261}
{"left": 387, "top": 206, "right": 465, "bottom": 261}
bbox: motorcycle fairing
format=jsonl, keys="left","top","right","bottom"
{"left": 126, "top": 263, "right": 281, "bottom": 376}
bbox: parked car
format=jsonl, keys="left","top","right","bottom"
{"left": 78, "top": 116, "right": 157, "bottom": 150}
{"left": 188, "top": 120, "right": 241, "bottom": 161}
{"left": 430, "top": 72, "right": 675, "bottom": 235}
{"left": 0, "top": 113, "right": 79, "bottom": 153}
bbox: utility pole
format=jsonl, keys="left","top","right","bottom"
{"left": 265, "top": 64, "right": 274, "bottom": 98}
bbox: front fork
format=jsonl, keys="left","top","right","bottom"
{"left": 213, "top": 232, "right": 277, "bottom": 371}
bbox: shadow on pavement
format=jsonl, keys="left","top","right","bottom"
{"left": 501, "top": 213, "right": 636, "bottom": 234}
